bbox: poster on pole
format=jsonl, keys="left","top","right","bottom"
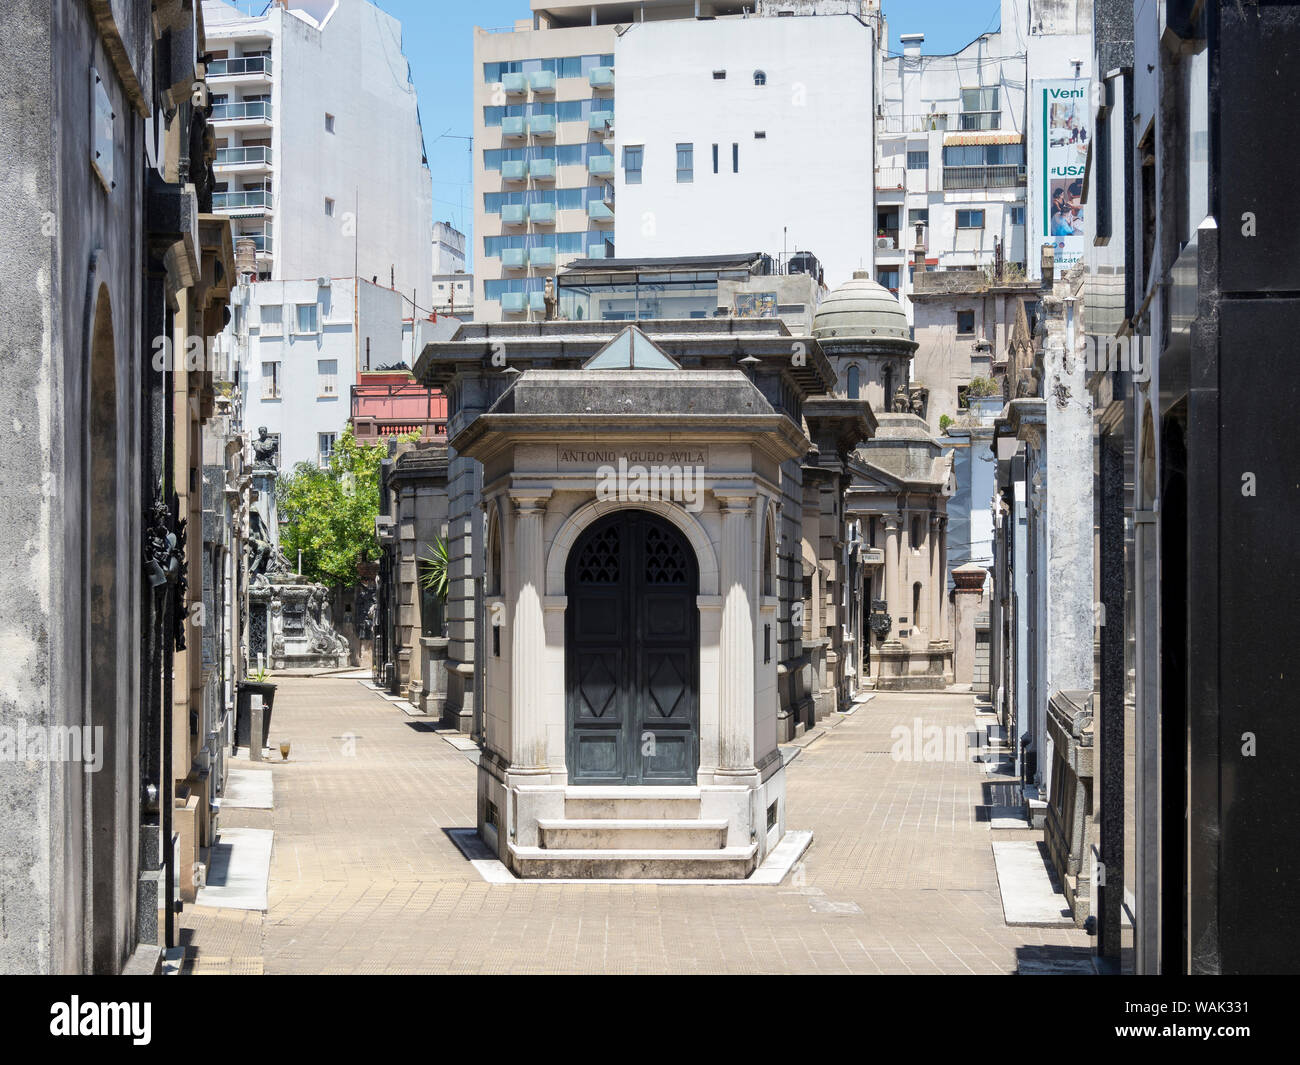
{"left": 1040, "top": 80, "right": 1089, "bottom": 268}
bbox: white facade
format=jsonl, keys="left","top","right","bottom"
{"left": 236, "top": 277, "right": 438, "bottom": 471}
{"left": 433, "top": 221, "right": 468, "bottom": 275}
{"left": 203, "top": 0, "right": 434, "bottom": 305}
{"left": 613, "top": 13, "right": 879, "bottom": 290}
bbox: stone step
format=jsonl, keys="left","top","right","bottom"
{"left": 508, "top": 844, "right": 758, "bottom": 880}
{"left": 563, "top": 785, "right": 702, "bottom": 821}
{"left": 538, "top": 818, "right": 729, "bottom": 850}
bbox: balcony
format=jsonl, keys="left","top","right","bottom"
{"left": 502, "top": 72, "right": 527, "bottom": 95}
{"left": 529, "top": 246, "right": 555, "bottom": 268}
{"left": 958, "top": 110, "right": 1001, "bottom": 131}
{"left": 501, "top": 159, "right": 526, "bottom": 181}
{"left": 589, "top": 111, "right": 613, "bottom": 133}
{"left": 213, "top": 189, "right": 271, "bottom": 211}
{"left": 587, "top": 154, "right": 614, "bottom": 177}
{"left": 587, "top": 200, "right": 613, "bottom": 222}
{"left": 208, "top": 55, "right": 272, "bottom": 79}
{"left": 350, "top": 382, "right": 447, "bottom": 445}
{"left": 529, "top": 114, "right": 555, "bottom": 136}
{"left": 210, "top": 100, "right": 272, "bottom": 130}
{"left": 529, "top": 291, "right": 548, "bottom": 313}
{"left": 942, "top": 164, "right": 1026, "bottom": 190}
{"left": 214, "top": 145, "right": 272, "bottom": 170}
{"left": 528, "top": 70, "right": 555, "bottom": 93}
{"left": 501, "top": 115, "right": 526, "bottom": 138}
{"left": 878, "top": 112, "right": 948, "bottom": 134}
{"left": 500, "top": 203, "right": 526, "bottom": 225}
{"left": 501, "top": 248, "right": 526, "bottom": 269}
{"left": 875, "top": 230, "right": 901, "bottom": 251}
{"left": 874, "top": 166, "right": 905, "bottom": 191}
{"left": 500, "top": 291, "right": 527, "bottom": 314}
{"left": 589, "top": 66, "right": 614, "bottom": 89}
{"left": 528, "top": 157, "right": 555, "bottom": 180}
{"left": 234, "top": 232, "right": 273, "bottom": 253}
{"left": 587, "top": 243, "right": 609, "bottom": 259}
{"left": 529, "top": 202, "right": 555, "bottom": 224}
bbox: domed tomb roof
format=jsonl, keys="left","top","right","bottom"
{"left": 813, "top": 271, "right": 912, "bottom": 344}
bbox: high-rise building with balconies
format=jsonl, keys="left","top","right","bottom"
{"left": 202, "top": 0, "right": 433, "bottom": 305}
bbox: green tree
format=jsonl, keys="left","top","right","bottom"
{"left": 275, "top": 428, "right": 414, "bottom": 587}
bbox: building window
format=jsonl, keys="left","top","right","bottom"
{"left": 317, "top": 358, "right": 337, "bottom": 396}
{"left": 956, "top": 208, "right": 985, "bottom": 229}
{"left": 295, "top": 303, "right": 319, "bottom": 333}
{"left": 676, "top": 142, "right": 693, "bottom": 183}
{"left": 732, "top": 142, "right": 739, "bottom": 173}
{"left": 754, "top": 70, "right": 766, "bottom": 86}
{"left": 623, "top": 144, "right": 643, "bottom": 184}
{"left": 324, "top": 197, "right": 335, "bottom": 217}
{"left": 713, "top": 70, "right": 726, "bottom": 80}
{"left": 957, "top": 309, "right": 976, "bottom": 335}
{"left": 260, "top": 303, "right": 283, "bottom": 336}
{"left": 906, "top": 149, "right": 928, "bottom": 170}
{"left": 318, "top": 432, "right": 337, "bottom": 468}
{"left": 712, "top": 143, "right": 719, "bottom": 174}
{"left": 754, "top": 131, "right": 766, "bottom": 139}
{"left": 1010, "top": 205, "right": 1026, "bottom": 226}
{"left": 261, "top": 361, "right": 280, "bottom": 399}
{"left": 908, "top": 208, "right": 929, "bottom": 227}
{"left": 877, "top": 267, "right": 900, "bottom": 292}
{"left": 325, "top": 112, "right": 335, "bottom": 133}
{"left": 960, "top": 86, "right": 1000, "bottom": 130}
{"left": 846, "top": 364, "right": 860, "bottom": 399}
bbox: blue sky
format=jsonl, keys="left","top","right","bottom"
{"left": 360, "top": 0, "right": 1004, "bottom": 252}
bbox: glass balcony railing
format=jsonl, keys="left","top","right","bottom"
{"left": 235, "top": 232, "right": 273, "bottom": 252}
{"left": 501, "top": 204, "right": 526, "bottom": 225}
{"left": 528, "top": 158, "right": 555, "bottom": 180}
{"left": 502, "top": 72, "right": 527, "bottom": 95}
{"left": 589, "top": 66, "right": 614, "bottom": 89}
{"left": 501, "top": 248, "right": 526, "bottom": 269}
{"left": 500, "top": 292, "right": 527, "bottom": 313}
{"left": 529, "top": 202, "right": 555, "bottom": 224}
{"left": 587, "top": 154, "right": 614, "bottom": 177}
{"left": 208, "top": 55, "right": 272, "bottom": 77}
{"left": 213, "top": 189, "right": 271, "bottom": 210}
{"left": 502, "top": 116, "right": 526, "bottom": 138}
{"left": 528, "top": 71, "right": 556, "bottom": 93}
{"left": 501, "top": 159, "right": 526, "bottom": 181}
{"left": 528, "top": 291, "right": 547, "bottom": 312}
{"left": 958, "top": 110, "right": 1001, "bottom": 131}
{"left": 529, "top": 114, "right": 555, "bottom": 136}
{"left": 589, "top": 111, "right": 613, "bottom": 133}
{"left": 529, "top": 246, "right": 555, "bottom": 267}
{"left": 587, "top": 201, "right": 613, "bottom": 222}
{"left": 215, "top": 145, "right": 272, "bottom": 166}
{"left": 211, "top": 100, "right": 271, "bottom": 122}
{"left": 587, "top": 243, "right": 608, "bottom": 259}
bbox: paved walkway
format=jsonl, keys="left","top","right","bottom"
{"left": 179, "top": 677, "right": 1090, "bottom": 974}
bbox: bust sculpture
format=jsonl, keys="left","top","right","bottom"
{"left": 252, "top": 426, "right": 278, "bottom": 469}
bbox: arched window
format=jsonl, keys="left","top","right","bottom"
{"left": 763, "top": 507, "right": 775, "bottom": 597}
{"left": 847, "top": 364, "right": 860, "bottom": 399}
{"left": 913, "top": 581, "right": 922, "bottom": 628}
{"left": 487, "top": 506, "right": 502, "bottom": 596}
{"left": 753, "top": 70, "right": 767, "bottom": 86}
{"left": 883, "top": 365, "right": 894, "bottom": 406}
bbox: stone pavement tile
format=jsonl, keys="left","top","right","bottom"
{"left": 177, "top": 676, "right": 1091, "bottom": 974}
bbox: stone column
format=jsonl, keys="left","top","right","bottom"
{"left": 930, "top": 515, "right": 943, "bottom": 644}
{"left": 938, "top": 518, "right": 949, "bottom": 642}
{"left": 715, "top": 491, "right": 755, "bottom": 774}
{"left": 883, "top": 515, "right": 900, "bottom": 641}
{"left": 899, "top": 511, "right": 911, "bottom": 635}
{"left": 509, "top": 489, "right": 551, "bottom": 769}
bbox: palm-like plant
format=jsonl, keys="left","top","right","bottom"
{"left": 417, "top": 538, "right": 450, "bottom": 600}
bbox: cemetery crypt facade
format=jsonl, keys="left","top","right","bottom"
{"left": 415, "top": 275, "right": 951, "bottom": 879}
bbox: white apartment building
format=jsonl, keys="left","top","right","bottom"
{"left": 433, "top": 221, "right": 468, "bottom": 274}
{"left": 203, "top": 0, "right": 434, "bottom": 306}
{"left": 612, "top": 10, "right": 880, "bottom": 291}
{"left": 876, "top": 1, "right": 1031, "bottom": 321}
{"left": 235, "top": 277, "right": 446, "bottom": 471}
{"left": 474, "top": 0, "right": 882, "bottom": 322}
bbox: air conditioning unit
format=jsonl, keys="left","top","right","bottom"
{"left": 317, "top": 276, "right": 331, "bottom": 288}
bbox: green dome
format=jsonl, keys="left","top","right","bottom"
{"left": 812, "top": 271, "right": 911, "bottom": 343}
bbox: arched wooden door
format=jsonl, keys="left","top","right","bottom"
{"left": 566, "top": 510, "right": 699, "bottom": 785}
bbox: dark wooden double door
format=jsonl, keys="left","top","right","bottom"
{"left": 566, "top": 511, "right": 699, "bottom": 785}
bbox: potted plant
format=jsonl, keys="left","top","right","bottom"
{"left": 417, "top": 538, "right": 449, "bottom": 638}
{"left": 235, "top": 665, "right": 277, "bottom": 752}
